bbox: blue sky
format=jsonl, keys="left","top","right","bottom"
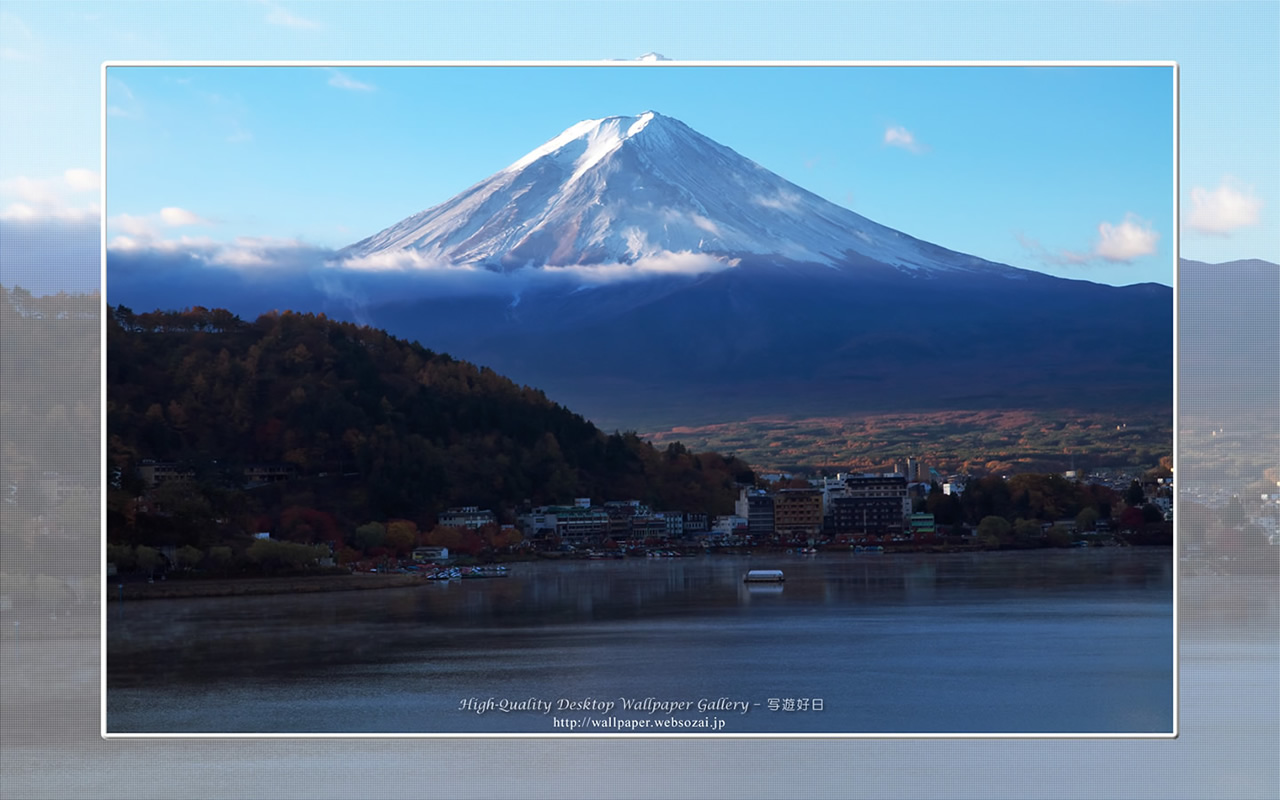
{"left": 1, "top": 1, "right": 1276, "bottom": 292}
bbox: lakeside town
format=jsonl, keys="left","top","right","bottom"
{"left": 98, "top": 455, "right": 1193, "bottom": 585}
{"left": 7, "top": 443, "right": 1275, "bottom": 616}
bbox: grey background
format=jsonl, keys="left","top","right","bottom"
{"left": 2, "top": 1, "right": 1278, "bottom": 797}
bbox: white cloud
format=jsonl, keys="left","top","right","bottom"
{"left": 108, "top": 207, "right": 211, "bottom": 242}
{"left": 884, "top": 125, "right": 924, "bottom": 153}
{"left": 655, "top": 208, "right": 720, "bottom": 236}
{"left": 109, "top": 232, "right": 319, "bottom": 271}
{"left": 159, "top": 207, "right": 209, "bottom": 227}
{"left": 2, "top": 176, "right": 62, "bottom": 208}
{"left": 0, "top": 202, "right": 100, "bottom": 223}
{"left": 108, "top": 237, "right": 740, "bottom": 319}
{"left": 338, "top": 249, "right": 461, "bottom": 272}
{"left": 264, "top": 3, "right": 320, "bottom": 30}
{"left": 327, "top": 69, "right": 375, "bottom": 92}
{"left": 108, "top": 233, "right": 215, "bottom": 255}
{"left": 546, "top": 252, "right": 738, "bottom": 285}
{"left": 214, "top": 237, "right": 305, "bottom": 268}
{"left": 106, "top": 234, "right": 146, "bottom": 252}
{"left": 63, "top": 168, "right": 99, "bottom": 192}
{"left": 689, "top": 213, "right": 720, "bottom": 235}
{"left": 112, "top": 213, "right": 155, "bottom": 238}
{"left": 1017, "top": 213, "right": 1160, "bottom": 267}
{"left": 752, "top": 190, "right": 801, "bottom": 211}
{"left": 0, "top": 170, "right": 100, "bottom": 222}
{"left": 1186, "top": 178, "right": 1262, "bottom": 234}
{"left": 1094, "top": 214, "right": 1159, "bottom": 262}
{"left": 337, "top": 245, "right": 737, "bottom": 284}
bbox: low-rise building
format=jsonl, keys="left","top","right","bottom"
{"left": 631, "top": 516, "right": 668, "bottom": 541}
{"left": 439, "top": 506, "right": 497, "bottom": 529}
{"left": 747, "top": 494, "right": 775, "bottom": 537}
{"left": 137, "top": 460, "right": 195, "bottom": 488}
{"left": 774, "top": 488, "right": 823, "bottom": 537}
{"left": 845, "top": 473, "right": 909, "bottom": 501}
{"left": 711, "top": 515, "right": 749, "bottom": 535}
{"left": 412, "top": 546, "right": 450, "bottom": 563}
{"left": 517, "top": 509, "right": 560, "bottom": 540}
{"left": 683, "top": 511, "right": 710, "bottom": 535}
{"left": 658, "top": 512, "right": 685, "bottom": 538}
{"left": 908, "top": 513, "right": 936, "bottom": 539}
{"left": 736, "top": 489, "right": 775, "bottom": 537}
{"left": 555, "top": 506, "right": 611, "bottom": 542}
{"left": 830, "top": 495, "right": 905, "bottom": 537}
{"left": 243, "top": 463, "right": 297, "bottom": 487}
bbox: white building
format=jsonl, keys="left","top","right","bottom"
{"left": 711, "top": 515, "right": 749, "bottom": 535}
{"left": 439, "top": 507, "right": 496, "bottom": 529}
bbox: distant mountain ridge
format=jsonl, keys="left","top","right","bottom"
{"left": 1178, "top": 258, "right": 1279, "bottom": 416}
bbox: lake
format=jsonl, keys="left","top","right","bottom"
{"left": 106, "top": 548, "right": 1173, "bottom": 734}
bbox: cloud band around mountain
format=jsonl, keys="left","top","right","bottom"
{"left": 0, "top": 169, "right": 100, "bottom": 222}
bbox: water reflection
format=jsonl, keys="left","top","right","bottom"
{"left": 107, "top": 549, "right": 1173, "bottom": 733}
{"left": 741, "top": 582, "right": 784, "bottom": 600}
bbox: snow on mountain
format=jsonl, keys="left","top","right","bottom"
{"left": 338, "top": 111, "right": 1015, "bottom": 278}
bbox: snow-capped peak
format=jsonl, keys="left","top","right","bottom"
{"left": 503, "top": 111, "right": 657, "bottom": 181}
{"left": 340, "top": 111, "right": 1019, "bottom": 278}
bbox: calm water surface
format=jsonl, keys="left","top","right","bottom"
{"left": 107, "top": 549, "right": 1173, "bottom": 734}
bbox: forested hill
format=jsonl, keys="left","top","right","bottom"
{"left": 107, "top": 305, "right": 753, "bottom": 531}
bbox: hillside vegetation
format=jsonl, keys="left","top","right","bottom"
{"left": 106, "top": 305, "right": 752, "bottom": 552}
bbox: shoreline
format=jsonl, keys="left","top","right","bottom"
{"left": 110, "top": 572, "right": 432, "bottom": 601}
{"left": 105, "top": 544, "right": 1186, "bottom": 601}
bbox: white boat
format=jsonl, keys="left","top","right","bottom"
{"left": 743, "top": 569, "right": 785, "bottom": 583}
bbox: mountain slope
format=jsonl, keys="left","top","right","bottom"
{"left": 363, "top": 263, "right": 1171, "bottom": 428}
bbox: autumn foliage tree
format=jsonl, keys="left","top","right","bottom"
{"left": 277, "top": 506, "right": 341, "bottom": 544}
{"left": 384, "top": 519, "right": 419, "bottom": 556}
{"left": 1119, "top": 506, "right": 1146, "bottom": 532}
{"left": 425, "top": 525, "right": 462, "bottom": 550}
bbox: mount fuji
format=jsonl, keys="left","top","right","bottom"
{"left": 340, "top": 110, "right": 1018, "bottom": 279}
{"left": 327, "top": 111, "right": 1171, "bottom": 429}
{"left": 99, "top": 111, "right": 1171, "bottom": 430}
